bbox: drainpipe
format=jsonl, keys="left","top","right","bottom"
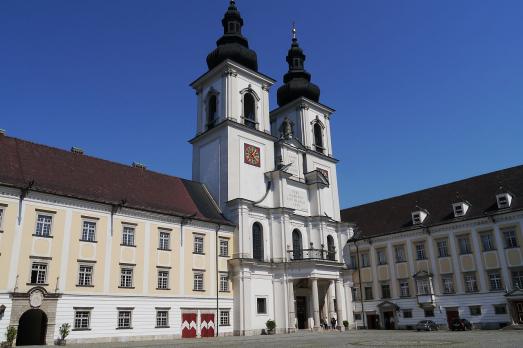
{"left": 355, "top": 241, "right": 367, "bottom": 329}
{"left": 215, "top": 224, "right": 221, "bottom": 337}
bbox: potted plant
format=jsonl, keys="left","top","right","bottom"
{"left": 343, "top": 320, "right": 349, "bottom": 329}
{"left": 266, "top": 319, "right": 276, "bottom": 335}
{"left": 2, "top": 326, "right": 16, "bottom": 347}
{"left": 57, "top": 323, "right": 70, "bottom": 346}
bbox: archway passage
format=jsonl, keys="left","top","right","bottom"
{"left": 16, "top": 309, "right": 48, "bottom": 346}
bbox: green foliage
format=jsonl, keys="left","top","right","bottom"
{"left": 266, "top": 319, "right": 276, "bottom": 331}
{"left": 59, "top": 323, "right": 71, "bottom": 340}
{"left": 343, "top": 320, "right": 349, "bottom": 328}
{"left": 6, "top": 326, "right": 16, "bottom": 345}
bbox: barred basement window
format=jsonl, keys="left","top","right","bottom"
{"left": 35, "top": 214, "right": 52, "bottom": 237}
{"left": 74, "top": 310, "right": 91, "bottom": 329}
{"left": 159, "top": 231, "right": 170, "bottom": 250}
{"left": 219, "top": 238, "right": 229, "bottom": 257}
{"left": 30, "top": 262, "right": 48, "bottom": 284}
{"left": 120, "top": 268, "right": 133, "bottom": 288}
{"left": 193, "top": 272, "right": 204, "bottom": 291}
{"left": 156, "top": 310, "right": 169, "bottom": 328}
{"left": 194, "top": 235, "right": 204, "bottom": 254}
{"left": 122, "top": 226, "right": 135, "bottom": 246}
{"left": 81, "top": 221, "right": 96, "bottom": 242}
{"left": 469, "top": 306, "right": 481, "bottom": 316}
{"left": 220, "top": 310, "right": 230, "bottom": 326}
{"left": 220, "top": 273, "right": 229, "bottom": 292}
{"left": 403, "top": 310, "right": 412, "bottom": 318}
{"left": 117, "top": 310, "right": 132, "bottom": 329}
{"left": 157, "top": 270, "right": 169, "bottom": 289}
{"left": 78, "top": 265, "right": 93, "bottom": 286}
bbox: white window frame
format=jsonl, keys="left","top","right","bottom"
{"left": 360, "top": 253, "right": 369, "bottom": 267}
{"left": 81, "top": 220, "right": 97, "bottom": 242}
{"left": 256, "top": 297, "right": 267, "bottom": 314}
{"left": 219, "top": 310, "right": 230, "bottom": 326}
{"left": 35, "top": 214, "right": 53, "bottom": 237}
{"left": 442, "top": 276, "right": 454, "bottom": 294}
{"left": 120, "top": 267, "right": 133, "bottom": 288}
{"left": 157, "top": 269, "right": 169, "bottom": 290}
{"left": 73, "top": 309, "right": 91, "bottom": 330}
{"left": 30, "top": 262, "right": 48, "bottom": 284}
{"left": 488, "top": 272, "right": 503, "bottom": 291}
{"left": 481, "top": 232, "right": 495, "bottom": 251}
{"left": 416, "top": 278, "right": 432, "bottom": 295}
{"left": 219, "top": 238, "right": 229, "bottom": 257}
{"left": 512, "top": 270, "right": 523, "bottom": 289}
{"left": 399, "top": 280, "right": 410, "bottom": 297}
{"left": 437, "top": 240, "right": 449, "bottom": 257}
{"left": 117, "top": 309, "right": 133, "bottom": 329}
{"left": 122, "top": 225, "right": 135, "bottom": 246}
{"left": 503, "top": 229, "right": 519, "bottom": 249}
{"left": 78, "top": 264, "right": 93, "bottom": 286}
{"left": 458, "top": 236, "right": 472, "bottom": 254}
{"left": 155, "top": 309, "right": 169, "bottom": 328}
{"left": 219, "top": 272, "right": 229, "bottom": 292}
{"left": 159, "top": 231, "right": 170, "bottom": 250}
{"left": 377, "top": 249, "right": 387, "bottom": 265}
{"left": 464, "top": 273, "right": 478, "bottom": 293}
{"left": 415, "top": 242, "right": 426, "bottom": 260}
{"left": 394, "top": 245, "right": 405, "bottom": 262}
{"left": 0, "top": 207, "right": 4, "bottom": 230}
{"left": 193, "top": 272, "right": 204, "bottom": 291}
{"left": 193, "top": 235, "right": 204, "bottom": 254}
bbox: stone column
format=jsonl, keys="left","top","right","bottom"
{"left": 335, "top": 279, "right": 347, "bottom": 330}
{"left": 343, "top": 281, "right": 354, "bottom": 329}
{"left": 288, "top": 279, "right": 296, "bottom": 331}
{"left": 328, "top": 280, "right": 336, "bottom": 319}
{"left": 311, "top": 278, "right": 320, "bottom": 329}
{"left": 448, "top": 235, "right": 464, "bottom": 293}
{"left": 471, "top": 227, "right": 488, "bottom": 292}
{"left": 494, "top": 225, "right": 511, "bottom": 290}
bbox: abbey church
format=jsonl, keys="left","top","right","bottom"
{"left": 0, "top": 1, "right": 522, "bottom": 345}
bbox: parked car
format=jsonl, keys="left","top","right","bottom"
{"left": 415, "top": 320, "right": 438, "bottom": 331}
{"left": 450, "top": 318, "right": 472, "bottom": 331}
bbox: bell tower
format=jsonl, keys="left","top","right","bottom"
{"left": 190, "top": 0, "right": 275, "bottom": 212}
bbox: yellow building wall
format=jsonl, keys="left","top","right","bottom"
{"left": 0, "top": 199, "right": 18, "bottom": 290}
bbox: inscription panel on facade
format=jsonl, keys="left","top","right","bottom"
{"left": 285, "top": 189, "right": 308, "bottom": 212}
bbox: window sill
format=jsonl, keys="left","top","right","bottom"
{"left": 460, "top": 253, "right": 473, "bottom": 256}
{"left": 72, "top": 328, "right": 91, "bottom": 331}
{"left": 118, "top": 286, "right": 135, "bottom": 289}
{"left": 219, "top": 290, "right": 231, "bottom": 293}
{"left": 219, "top": 324, "right": 231, "bottom": 327}
{"left": 219, "top": 255, "right": 230, "bottom": 258}
{"left": 157, "top": 248, "right": 172, "bottom": 251}
{"left": 193, "top": 289, "right": 206, "bottom": 292}
{"left": 155, "top": 326, "right": 170, "bottom": 329}
{"left": 116, "top": 327, "right": 133, "bottom": 330}
{"left": 120, "top": 244, "right": 136, "bottom": 248}
{"left": 193, "top": 252, "right": 205, "bottom": 255}
{"left": 76, "top": 284, "right": 95, "bottom": 288}
{"left": 80, "top": 239, "right": 97, "bottom": 243}
{"left": 27, "top": 283, "right": 48, "bottom": 286}
{"left": 156, "top": 288, "right": 171, "bottom": 291}
{"left": 438, "top": 255, "right": 450, "bottom": 258}
{"left": 32, "top": 234, "right": 53, "bottom": 238}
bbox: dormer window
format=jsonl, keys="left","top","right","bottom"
{"left": 412, "top": 210, "right": 428, "bottom": 225}
{"left": 452, "top": 202, "right": 470, "bottom": 217}
{"left": 496, "top": 193, "right": 512, "bottom": 209}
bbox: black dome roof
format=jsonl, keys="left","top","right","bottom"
{"left": 206, "top": 1, "right": 258, "bottom": 71}
{"left": 277, "top": 29, "right": 320, "bottom": 107}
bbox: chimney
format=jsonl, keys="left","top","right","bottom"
{"left": 132, "top": 162, "right": 147, "bottom": 170}
{"left": 71, "top": 146, "right": 84, "bottom": 154}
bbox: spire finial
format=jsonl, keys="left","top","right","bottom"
{"left": 292, "top": 21, "right": 297, "bottom": 39}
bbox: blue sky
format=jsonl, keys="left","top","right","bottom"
{"left": 1, "top": 0, "right": 522, "bottom": 208}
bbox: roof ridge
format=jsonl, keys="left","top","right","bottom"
{"left": 342, "top": 163, "right": 523, "bottom": 211}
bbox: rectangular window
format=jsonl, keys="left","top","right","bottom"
{"left": 469, "top": 306, "right": 481, "bottom": 316}
{"left": 458, "top": 236, "right": 472, "bottom": 254}
{"left": 159, "top": 231, "right": 170, "bottom": 250}
{"left": 403, "top": 309, "right": 412, "bottom": 318}
{"left": 78, "top": 265, "right": 93, "bottom": 286}
{"left": 219, "top": 273, "right": 229, "bottom": 292}
{"left": 464, "top": 273, "right": 478, "bottom": 293}
{"left": 30, "top": 262, "right": 48, "bottom": 284}
{"left": 35, "top": 214, "right": 52, "bottom": 237}
{"left": 399, "top": 280, "right": 410, "bottom": 297}
{"left": 193, "top": 272, "right": 204, "bottom": 291}
{"left": 351, "top": 287, "right": 360, "bottom": 301}
{"left": 354, "top": 312, "right": 362, "bottom": 321}
{"left": 494, "top": 304, "right": 507, "bottom": 315}
{"left": 488, "top": 272, "right": 503, "bottom": 291}
{"left": 415, "top": 242, "right": 426, "bottom": 260}
{"left": 503, "top": 230, "right": 519, "bottom": 249}
{"left": 442, "top": 276, "right": 455, "bottom": 294}
{"left": 257, "top": 298, "right": 267, "bottom": 314}
{"left": 377, "top": 249, "right": 387, "bottom": 265}
{"left": 157, "top": 270, "right": 169, "bottom": 289}
{"left": 511, "top": 270, "right": 523, "bottom": 289}
{"left": 364, "top": 286, "right": 373, "bottom": 300}
{"left": 481, "top": 233, "right": 495, "bottom": 251}
{"left": 220, "top": 310, "right": 230, "bottom": 326}
{"left": 416, "top": 278, "right": 432, "bottom": 295}
{"left": 194, "top": 235, "right": 204, "bottom": 254}
{"left": 156, "top": 310, "right": 169, "bottom": 328}
{"left": 219, "top": 238, "right": 229, "bottom": 257}
{"left": 437, "top": 240, "right": 449, "bottom": 257}
{"left": 117, "top": 310, "right": 132, "bottom": 329}
{"left": 360, "top": 253, "right": 369, "bottom": 267}
{"left": 349, "top": 255, "right": 357, "bottom": 269}
{"left": 74, "top": 310, "right": 91, "bottom": 330}
{"left": 81, "top": 221, "right": 96, "bottom": 242}
{"left": 424, "top": 309, "right": 434, "bottom": 317}
{"left": 395, "top": 245, "right": 406, "bottom": 262}
{"left": 122, "top": 226, "right": 135, "bottom": 246}
{"left": 120, "top": 268, "right": 133, "bottom": 288}
{"left": 0, "top": 208, "right": 4, "bottom": 229}
{"left": 381, "top": 284, "right": 391, "bottom": 299}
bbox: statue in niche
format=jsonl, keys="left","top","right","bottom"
{"left": 280, "top": 117, "right": 294, "bottom": 139}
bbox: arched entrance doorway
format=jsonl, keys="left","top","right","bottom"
{"left": 16, "top": 309, "right": 48, "bottom": 346}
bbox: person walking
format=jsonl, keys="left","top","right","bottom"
{"left": 331, "top": 317, "right": 337, "bottom": 330}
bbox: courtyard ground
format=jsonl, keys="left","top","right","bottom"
{"left": 32, "top": 329, "right": 523, "bottom": 348}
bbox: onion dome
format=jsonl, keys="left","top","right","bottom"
{"left": 206, "top": 0, "right": 258, "bottom": 71}
{"left": 277, "top": 25, "right": 320, "bottom": 107}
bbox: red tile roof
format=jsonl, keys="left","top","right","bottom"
{"left": 0, "top": 135, "right": 231, "bottom": 225}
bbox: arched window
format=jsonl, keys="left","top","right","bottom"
{"left": 313, "top": 123, "right": 324, "bottom": 153}
{"left": 243, "top": 93, "right": 256, "bottom": 129}
{"left": 327, "top": 235, "right": 336, "bottom": 261}
{"left": 252, "top": 222, "right": 264, "bottom": 261}
{"left": 207, "top": 95, "right": 217, "bottom": 129}
{"left": 292, "top": 229, "right": 303, "bottom": 260}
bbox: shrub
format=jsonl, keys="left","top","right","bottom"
{"left": 59, "top": 323, "right": 71, "bottom": 340}
{"left": 266, "top": 319, "right": 276, "bottom": 332}
{"left": 6, "top": 326, "right": 17, "bottom": 346}
{"left": 343, "top": 320, "right": 349, "bottom": 328}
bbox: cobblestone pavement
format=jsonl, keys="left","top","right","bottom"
{"left": 36, "top": 329, "right": 523, "bottom": 348}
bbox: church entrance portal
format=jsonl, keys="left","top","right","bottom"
{"left": 16, "top": 309, "right": 48, "bottom": 346}
{"left": 296, "top": 296, "right": 308, "bottom": 329}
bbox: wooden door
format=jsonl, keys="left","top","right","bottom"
{"left": 181, "top": 313, "right": 197, "bottom": 338}
{"left": 296, "top": 296, "right": 307, "bottom": 329}
{"left": 446, "top": 309, "right": 459, "bottom": 328}
{"left": 200, "top": 313, "right": 215, "bottom": 337}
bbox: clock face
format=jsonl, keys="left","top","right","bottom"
{"left": 244, "top": 143, "right": 261, "bottom": 167}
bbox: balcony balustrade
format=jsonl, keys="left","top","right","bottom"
{"left": 287, "top": 248, "right": 336, "bottom": 261}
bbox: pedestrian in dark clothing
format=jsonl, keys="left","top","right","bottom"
{"left": 331, "top": 317, "right": 336, "bottom": 330}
